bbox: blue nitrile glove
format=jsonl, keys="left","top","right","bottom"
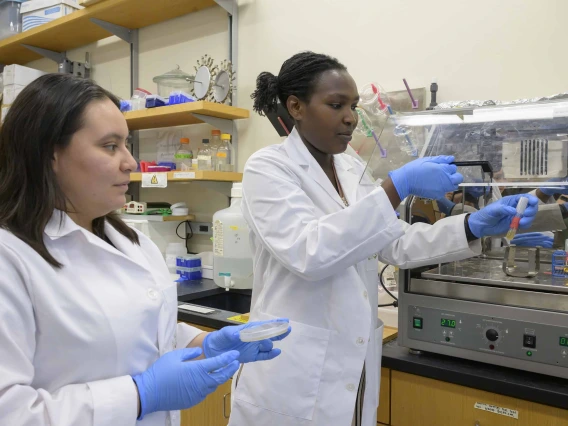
{"left": 539, "top": 177, "right": 568, "bottom": 196}
{"left": 388, "top": 156, "right": 463, "bottom": 200}
{"left": 467, "top": 194, "right": 539, "bottom": 238}
{"left": 436, "top": 197, "right": 456, "bottom": 215}
{"left": 511, "top": 232, "right": 554, "bottom": 248}
{"left": 132, "top": 348, "right": 239, "bottom": 420}
{"left": 203, "top": 319, "right": 291, "bottom": 363}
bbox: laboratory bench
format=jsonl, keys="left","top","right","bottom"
{"left": 176, "top": 280, "right": 568, "bottom": 425}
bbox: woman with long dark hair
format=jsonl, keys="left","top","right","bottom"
{"left": 0, "top": 74, "right": 289, "bottom": 426}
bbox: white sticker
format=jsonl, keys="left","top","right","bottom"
{"left": 141, "top": 172, "right": 168, "bottom": 188}
{"left": 173, "top": 172, "right": 196, "bottom": 179}
{"left": 213, "top": 219, "right": 224, "bottom": 256}
{"left": 474, "top": 402, "right": 519, "bottom": 419}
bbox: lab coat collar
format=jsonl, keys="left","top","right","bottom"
{"left": 284, "top": 127, "right": 359, "bottom": 207}
{"left": 45, "top": 210, "right": 153, "bottom": 273}
{"left": 44, "top": 210, "right": 84, "bottom": 240}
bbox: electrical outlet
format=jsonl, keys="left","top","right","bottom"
{"left": 189, "top": 222, "right": 213, "bottom": 235}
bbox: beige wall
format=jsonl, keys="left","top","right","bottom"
{"left": 24, "top": 0, "right": 568, "bottom": 251}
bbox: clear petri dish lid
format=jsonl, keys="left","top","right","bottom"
{"left": 239, "top": 321, "right": 289, "bottom": 342}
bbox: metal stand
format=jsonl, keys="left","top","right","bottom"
{"left": 22, "top": 45, "right": 91, "bottom": 78}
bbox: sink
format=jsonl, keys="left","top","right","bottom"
{"left": 188, "top": 290, "right": 252, "bottom": 314}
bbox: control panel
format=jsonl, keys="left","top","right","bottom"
{"left": 408, "top": 306, "right": 568, "bottom": 367}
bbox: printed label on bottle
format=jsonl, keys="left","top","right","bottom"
{"left": 174, "top": 153, "right": 192, "bottom": 159}
{"left": 216, "top": 152, "right": 228, "bottom": 158}
{"left": 213, "top": 220, "right": 224, "bottom": 256}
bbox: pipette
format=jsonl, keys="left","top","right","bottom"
{"left": 505, "top": 196, "right": 529, "bottom": 242}
{"left": 355, "top": 108, "right": 387, "bottom": 157}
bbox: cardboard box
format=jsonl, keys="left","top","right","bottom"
{"left": 3, "top": 84, "right": 26, "bottom": 105}
{"left": 21, "top": 0, "right": 82, "bottom": 32}
{"left": 3, "top": 64, "right": 47, "bottom": 86}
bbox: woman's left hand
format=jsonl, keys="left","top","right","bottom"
{"left": 203, "top": 319, "right": 291, "bottom": 363}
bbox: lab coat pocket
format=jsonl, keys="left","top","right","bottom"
{"left": 234, "top": 313, "right": 331, "bottom": 420}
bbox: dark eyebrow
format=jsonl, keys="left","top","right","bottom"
{"left": 97, "top": 132, "right": 129, "bottom": 142}
{"left": 327, "top": 93, "right": 360, "bottom": 102}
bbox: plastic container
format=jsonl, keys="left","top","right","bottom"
{"left": 197, "top": 251, "right": 213, "bottom": 279}
{"left": 212, "top": 183, "right": 253, "bottom": 290}
{"left": 216, "top": 133, "right": 233, "bottom": 172}
{"left": 174, "top": 137, "right": 193, "bottom": 171}
{"left": 176, "top": 266, "right": 202, "bottom": 281}
{"left": 210, "top": 130, "right": 221, "bottom": 170}
{"left": 147, "top": 165, "right": 171, "bottom": 172}
{"left": 152, "top": 66, "right": 194, "bottom": 98}
{"left": 165, "top": 242, "right": 186, "bottom": 274}
{"left": 145, "top": 95, "right": 167, "bottom": 108}
{"left": 239, "top": 321, "right": 289, "bottom": 342}
{"left": 0, "top": 1, "right": 23, "bottom": 41}
{"left": 197, "top": 139, "right": 213, "bottom": 171}
{"left": 169, "top": 91, "right": 195, "bottom": 105}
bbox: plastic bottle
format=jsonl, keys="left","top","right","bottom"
{"left": 212, "top": 183, "right": 253, "bottom": 290}
{"left": 165, "top": 242, "right": 187, "bottom": 274}
{"left": 216, "top": 133, "right": 233, "bottom": 172}
{"left": 197, "top": 139, "right": 213, "bottom": 171}
{"left": 210, "top": 130, "right": 222, "bottom": 171}
{"left": 174, "top": 137, "right": 193, "bottom": 171}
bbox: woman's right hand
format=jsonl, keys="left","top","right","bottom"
{"left": 132, "top": 348, "right": 239, "bottom": 419}
{"left": 388, "top": 156, "right": 463, "bottom": 200}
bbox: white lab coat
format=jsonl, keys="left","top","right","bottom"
{"left": 0, "top": 211, "right": 202, "bottom": 426}
{"left": 229, "top": 128, "right": 481, "bottom": 426}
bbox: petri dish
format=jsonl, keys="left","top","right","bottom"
{"left": 239, "top": 321, "right": 289, "bottom": 342}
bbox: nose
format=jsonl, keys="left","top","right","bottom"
{"left": 121, "top": 146, "right": 138, "bottom": 173}
{"left": 344, "top": 107, "right": 357, "bottom": 127}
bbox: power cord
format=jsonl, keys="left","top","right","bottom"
{"left": 378, "top": 264, "right": 398, "bottom": 308}
{"left": 176, "top": 220, "right": 194, "bottom": 253}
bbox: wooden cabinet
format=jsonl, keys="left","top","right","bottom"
{"left": 179, "top": 322, "right": 232, "bottom": 426}
{"left": 378, "top": 368, "right": 390, "bottom": 425}
{"left": 390, "top": 371, "right": 568, "bottom": 426}
{"left": 181, "top": 380, "right": 231, "bottom": 426}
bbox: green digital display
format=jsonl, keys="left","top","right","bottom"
{"left": 441, "top": 318, "right": 456, "bottom": 328}
{"left": 560, "top": 337, "right": 568, "bottom": 347}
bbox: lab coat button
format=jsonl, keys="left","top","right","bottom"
{"left": 147, "top": 288, "right": 159, "bottom": 300}
{"left": 363, "top": 291, "right": 368, "bottom": 299}
{"left": 346, "top": 383, "right": 356, "bottom": 392}
{"left": 356, "top": 337, "right": 365, "bottom": 345}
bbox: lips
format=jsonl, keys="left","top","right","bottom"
{"left": 337, "top": 132, "right": 353, "bottom": 143}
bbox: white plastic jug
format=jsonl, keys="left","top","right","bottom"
{"left": 212, "top": 183, "right": 253, "bottom": 290}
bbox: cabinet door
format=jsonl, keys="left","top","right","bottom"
{"left": 181, "top": 380, "right": 232, "bottom": 426}
{"left": 378, "top": 368, "right": 390, "bottom": 425}
{"left": 179, "top": 322, "right": 233, "bottom": 426}
{"left": 391, "top": 371, "right": 568, "bottom": 426}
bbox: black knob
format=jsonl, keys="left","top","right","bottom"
{"left": 486, "top": 329, "right": 499, "bottom": 342}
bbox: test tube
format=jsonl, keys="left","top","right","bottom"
{"left": 505, "top": 197, "right": 529, "bottom": 241}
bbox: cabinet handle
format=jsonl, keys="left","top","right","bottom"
{"left": 475, "top": 422, "right": 480, "bottom": 426}
{"left": 223, "top": 392, "right": 231, "bottom": 419}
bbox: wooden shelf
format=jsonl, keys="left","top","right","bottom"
{"left": 124, "top": 102, "right": 249, "bottom": 131}
{"left": 131, "top": 171, "right": 242, "bottom": 183}
{"left": 121, "top": 213, "right": 195, "bottom": 222}
{"left": 0, "top": 0, "right": 216, "bottom": 64}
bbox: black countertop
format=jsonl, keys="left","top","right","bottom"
{"left": 177, "top": 282, "right": 568, "bottom": 411}
{"left": 177, "top": 279, "right": 248, "bottom": 329}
